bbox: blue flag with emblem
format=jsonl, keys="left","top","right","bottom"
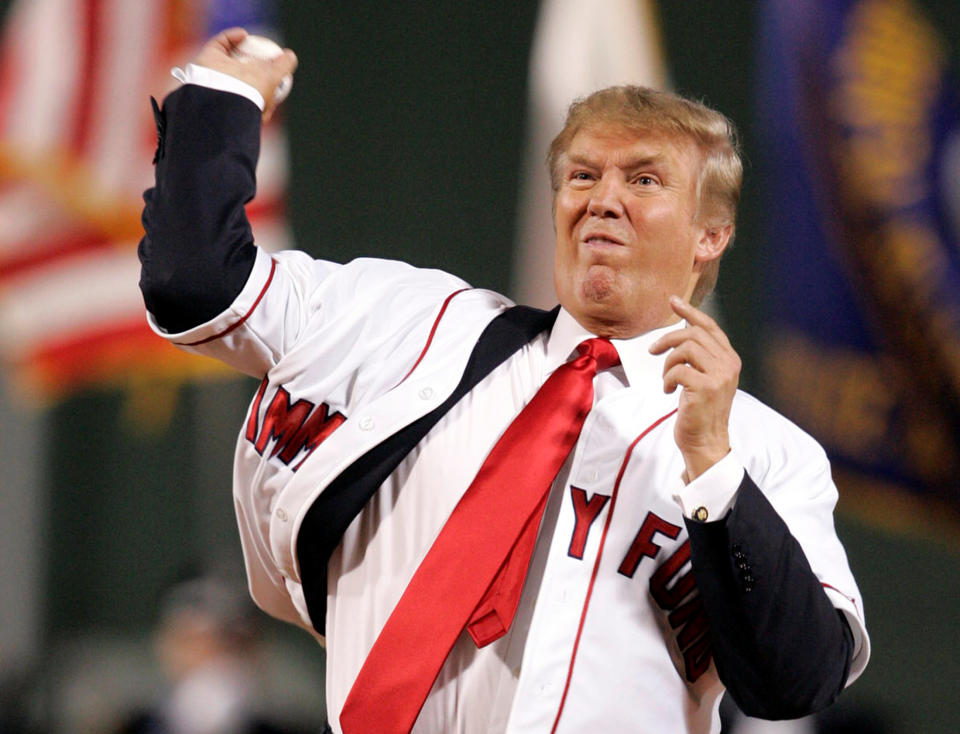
{"left": 757, "top": 0, "right": 960, "bottom": 521}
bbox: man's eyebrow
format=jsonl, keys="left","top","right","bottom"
{"left": 563, "top": 152, "right": 597, "bottom": 167}
{"left": 622, "top": 154, "right": 666, "bottom": 169}
{"left": 564, "top": 151, "right": 667, "bottom": 169}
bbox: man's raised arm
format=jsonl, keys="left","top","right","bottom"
{"left": 138, "top": 28, "right": 297, "bottom": 334}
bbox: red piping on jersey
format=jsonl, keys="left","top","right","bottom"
{"left": 550, "top": 408, "right": 678, "bottom": 734}
{"left": 396, "top": 288, "right": 470, "bottom": 385}
{"left": 178, "top": 257, "right": 277, "bottom": 346}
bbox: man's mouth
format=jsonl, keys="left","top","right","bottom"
{"left": 582, "top": 233, "right": 626, "bottom": 247}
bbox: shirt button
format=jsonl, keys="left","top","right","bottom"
{"left": 275, "top": 507, "right": 288, "bottom": 522}
{"left": 358, "top": 416, "right": 375, "bottom": 431}
{"left": 512, "top": 667, "right": 521, "bottom": 678}
{"left": 419, "top": 386, "right": 434, "bottom": 400}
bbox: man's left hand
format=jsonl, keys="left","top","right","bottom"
{"left": 648, "top": 296, "right": 741, "bottom": 482}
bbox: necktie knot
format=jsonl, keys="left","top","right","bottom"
{"left": 577, "top": 337, "right": 620, "bottom": 372}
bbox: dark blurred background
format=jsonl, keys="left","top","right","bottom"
{"left": 1, "top": 1, "right": 958, "bottom": 732}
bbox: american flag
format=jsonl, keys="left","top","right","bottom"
{"left": 0, "top": 0, "right": 290, "bottom": 401}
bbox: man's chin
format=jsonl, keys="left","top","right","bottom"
{"left": 581, "top": 268, "right": 618, "bottom": 304}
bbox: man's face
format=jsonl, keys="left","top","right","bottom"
{"left": 552, "top": 124, "right": 726, "bottom": 338}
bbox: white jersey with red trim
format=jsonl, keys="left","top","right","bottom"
{"left": 147, "top": 246, "right": 869, "bottom": 733}
{"left": 147, "top": 246, "right": 510, "bottom": 628}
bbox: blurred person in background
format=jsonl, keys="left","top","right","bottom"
{"left": 116, "top": 575, "right": 306, "bottom": 734}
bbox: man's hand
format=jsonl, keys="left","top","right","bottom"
{"left": 192, "top": 27, "right": 298, "bottom": 122}
{"left": 649, "top": 296, "right": 741, "bottom": 482}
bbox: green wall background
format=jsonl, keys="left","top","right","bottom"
{"left": 9, "top": 1, "right": 958, "bottom": 731}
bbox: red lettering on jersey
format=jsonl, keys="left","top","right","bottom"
{"left": 245, "top": 377, "right": 269, "bottom": 442}
{"left": 649, "top": 539, "right": 695, "bottom": 608}
{"left": 567, "top": 487, "right": 610, "bottom": 559}
{"left": 248, "top": 384, "right": 346, "bottom": 470}
{"left": 617, "top": 514, "right": 713, "bottom": 683}
{"left": 255, "top": 387, "right": 313, "bottom": 455}
{"left": 668, "top": 594, "right": 708, "bottom": 649}
{"left": 286, "top": 405, "right": 346, "bottom": 469}
{"left": 617, "top": 512, "right": 682, "bottom": 578}
{"left": 682, "top": 629, "right": 712, "bottom": 682}
{"left": 645, "top": 539, "right": 712, "bottom": 683}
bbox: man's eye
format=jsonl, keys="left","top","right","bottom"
{"left": 635, "top": 175, "right": 657, "bottom": 186}
{"left": 571, "top": 171, "right": 593, "bottom": 181}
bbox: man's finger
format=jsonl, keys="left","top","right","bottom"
{"left": 210, "top": 27, "right": 249, "bottom": 54}
{"left": 649, "top": 326, "right": 714, "bottom": 357}
{"left": 649, "top": 322, "right": 728, "bottom": 361}
{"left": 666, "top": 296, "right": 732, "bottom": 348}
{"left": 662, "top": 363, "right": 703, "bottom": 394}
{"left": 667, "top": 295, "right": 714, "bottom": 325}
{"left": 661, "top": 340, "right": 712, "bottom": 377}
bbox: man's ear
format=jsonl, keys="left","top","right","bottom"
{"left": 695, "top": 223, "right": 733, "bottom": 263}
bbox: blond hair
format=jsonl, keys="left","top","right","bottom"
{"left": 547, "top": 86, "right": 742, "bottom": 305}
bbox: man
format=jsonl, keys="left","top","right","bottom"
{"left": 117, "top": 576, "right": 312, "bottom": 734}
{"left": 139, "top": 28, "right": 869, "bottom": 734}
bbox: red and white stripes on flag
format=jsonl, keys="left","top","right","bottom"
{"left": 511, "top": 0, "right": 668, "bottom": 308}
{"left": 0, "top": 0, "right": 291, "bottom": 400}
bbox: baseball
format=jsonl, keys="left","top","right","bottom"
{"left": 230, "top": 34, "right": 293, "bottom": 104}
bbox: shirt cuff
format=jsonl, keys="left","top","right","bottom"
{"left": 672, "top": 452, "right": 744, "bottom": 522}
{"left": 170, "top": 62, "right": 265, "bottom": 111}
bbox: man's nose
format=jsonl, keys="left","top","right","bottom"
{"left": 587, "top": 173, "right": 626, "bottom": 217}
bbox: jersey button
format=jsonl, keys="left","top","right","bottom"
{"left": 419, "top": 386, "right": 434, "bottom": 400}
{"left": 358, "top": 416, "right": 375, "bottom": 431}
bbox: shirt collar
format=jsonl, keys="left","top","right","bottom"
{"left": 546, "top": 307, "right": 684, "bottom": 387}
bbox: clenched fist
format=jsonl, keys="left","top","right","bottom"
{"left": 192, "top": 27, "right": 298, "bottom": 122}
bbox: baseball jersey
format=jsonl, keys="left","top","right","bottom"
{"left": 141, "top": 77, "right": 870, "bottom": 733}
{"left": 146, "top": 248, "right": 868, "bottom": 733}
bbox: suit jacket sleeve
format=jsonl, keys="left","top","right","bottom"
{"left": 138, "top": 84, "right": 262, "bottom": 333}
{"left": 685, "top": 472, "right": 854, "bottom": 719}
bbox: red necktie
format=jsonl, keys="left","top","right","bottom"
{"left": 340, "top": 338, "right": 620, "bottom": 734}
